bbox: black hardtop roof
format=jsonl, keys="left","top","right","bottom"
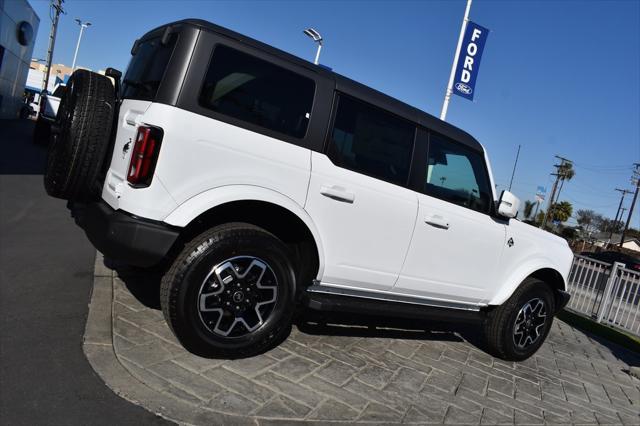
{"left": 141, "top": 19, "right": 483, "bottom": 152}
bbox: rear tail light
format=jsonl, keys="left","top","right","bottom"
{"left": 127, "top": 125, "right": 163, "bottom": 187}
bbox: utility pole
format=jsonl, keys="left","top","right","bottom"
{"left": 620, "top": 163, "right": 640, "bottom": 248}
{"left": 541, "top": 156, "right": 571, "bottom": 230}
{"left": 42, "top": 0, "right": 65, "bottom": 95}
{"left": 609, "top": 188, "right": 632, "bottom": 245}
{"left": 553, "top": 156, "right": 573, "bottom": 202}
{"left": 508, "top": 144, "right": 521, "bottom": 191}
{"left": 440, "top": 0, "right": 472, "bottom": 121}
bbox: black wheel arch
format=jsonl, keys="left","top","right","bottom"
{"left": 164, "top": 200, "right": 321, "bottom": 296}
{"left": 529, "top": 267, "right": 568, "bottom": 312}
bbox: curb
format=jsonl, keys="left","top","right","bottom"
{"left": 83, "top": 253, "right": 389, "bottom": 426}
{"left": 83, "top": 253, "right": 259, "bottom": 426}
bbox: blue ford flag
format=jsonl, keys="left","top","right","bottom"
{"left": 453, "top": 21, "right": 489, "bottom": 100}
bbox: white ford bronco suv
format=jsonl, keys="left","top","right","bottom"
{"left": 43, "top": 19, "right": 573, "bottom": 361}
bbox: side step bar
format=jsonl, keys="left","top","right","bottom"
{"left": 304, "top": 285, "right": 486, "bottom": 323}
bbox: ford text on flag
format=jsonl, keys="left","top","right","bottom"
{"left": 453, "top": 21, "right": 489, "bottom": 100}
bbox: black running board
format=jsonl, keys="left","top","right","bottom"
{"left": 303, "top": 286, "right": 486, "bottom": 323}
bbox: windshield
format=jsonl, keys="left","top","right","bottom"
{"left": 121, "top": 33, "right": 177, "bottom": 101}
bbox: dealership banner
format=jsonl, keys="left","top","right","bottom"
{"left": 452, "top": 21, "right": 490, "bottom": 100}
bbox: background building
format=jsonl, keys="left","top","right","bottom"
{"left": 0, "top": 0, "right": 39, "bottom": 119}
{"left": 26, "top": 61, "right": 72, "bottom": 93}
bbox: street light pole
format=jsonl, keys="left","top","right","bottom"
{"left": 303, "top": 28, "right": 323, "bottom": 65}
{"left": 440, "top": 0, "right": 472, "bottom": 121}
{"left": 71, "top": 19, "right": 91, "bottom": 71}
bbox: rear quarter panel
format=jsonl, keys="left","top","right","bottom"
{"left": 147, "top": 103, "right": 313, "bottom": 214}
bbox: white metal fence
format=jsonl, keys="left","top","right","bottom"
{"left": 566, "top": 254, "right": 640, "bottom": 336}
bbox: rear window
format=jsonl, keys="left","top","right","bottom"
{"left": 199, "top": 45, "right": 315, "bottom": 139}
{"left": 122, "top": 34, "right": 177, "bottom": 101}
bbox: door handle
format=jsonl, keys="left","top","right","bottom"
{"left": 425, "top": 215, "right": 450, "bottom": 229}
{"left": 320, "top": 185, "right": 355, "bottom": 203}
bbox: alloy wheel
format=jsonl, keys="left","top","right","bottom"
{"left": 197, "top": 256, "right": 278, "bottom": 338}
{"left": 513, "top": 298, "right": 547, "bottom": 349}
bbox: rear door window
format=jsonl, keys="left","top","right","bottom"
{"left": 327, "top": 94, "right": 415, "bottom": 186}
{"left": 199, "top": 45, "right": 315, "bottom": 139}
{"left": 122, "top": 34, "right": 177, "bottom": 101}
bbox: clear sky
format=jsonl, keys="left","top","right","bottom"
{"left": 28, "top": 0, "right": 640, "bottom": 226}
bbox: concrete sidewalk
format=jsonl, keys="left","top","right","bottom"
{"left": 85, "top": 252, "right": 640, "bottom": 425}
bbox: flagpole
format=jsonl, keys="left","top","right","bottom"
{"left": 440, "top": 0, "right": 473, "bottom": 121}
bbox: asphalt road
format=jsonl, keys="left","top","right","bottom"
{"left": 0, "top": 119, "right": 170, "bottom": 425}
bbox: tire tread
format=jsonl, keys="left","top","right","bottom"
{"left": 160, "top": 222, "right": 294, "bottom": 358}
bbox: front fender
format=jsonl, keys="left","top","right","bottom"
{"left": 163, "top": 184, "right": 325, "bottom": 277}
{"left": 488, "top": 256, "right": 568, "bottom": 306}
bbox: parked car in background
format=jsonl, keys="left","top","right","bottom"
{"left": 32, "top": 84, "right": 66, "bottom": 145}
{"left": 43, "top": 19, "right": 573, "bottom": 361}
{"left": 32, "top": 84, "right": 66, "bottom": 118}
{"left": 581, "top": 251, "right": 640, "bottom": 271}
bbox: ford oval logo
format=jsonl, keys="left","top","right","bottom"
{"left": 455, "top": 83, "right": 473, "bottom": 95}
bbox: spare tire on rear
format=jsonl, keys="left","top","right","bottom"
{"left": 44, "top": 69, "right": 115, "bottom": 201}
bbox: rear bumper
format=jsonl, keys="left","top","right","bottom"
{"left": 72, "top": 201, "right": 179, "bottom": 267}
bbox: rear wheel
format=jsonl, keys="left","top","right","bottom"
{"left": 484, "top": 278, "right": 554, "bottom": 361}
{"left": 44, "top": 69, "right": 115, "bottom": 201}
{"left": 160, "top": 223, "right": 296, "bottom": 358}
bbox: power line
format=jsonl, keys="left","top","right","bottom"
{"left": 572, "top": 161, "right": 634, "bottom": 170}
{"left": 564, "top": 196, "right": 618, "bottom": 209}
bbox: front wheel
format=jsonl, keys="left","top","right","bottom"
{"left": 484, "top": 278, "right": 555, "bottom": 361}
{"left": 160, "top": 223, "right": 296, "bottom": 358}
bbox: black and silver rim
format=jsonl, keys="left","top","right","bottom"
{"left": 513, "top": 298, "right": 547, "bottom": 349}
{"left": 197, "top": 256, "right": 278, "bottom": 338}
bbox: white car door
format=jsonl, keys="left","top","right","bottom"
{"left": 394, "top": 133, "right": 506, "bottom": 304}
{"left": 305, "top": 94, "right": 418, "bottom": 291}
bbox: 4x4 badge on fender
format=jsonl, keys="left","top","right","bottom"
{"left": 507, "top": 237, "right": 515, "bottom": 247}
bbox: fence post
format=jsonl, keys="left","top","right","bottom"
{"left": 596, "top": 262, "right": 625, "bottom": 323}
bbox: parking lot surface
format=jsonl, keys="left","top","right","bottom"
{"left": 0, "top": 119, "right": 169, "bottom": 425}
{"left": 87, "top": 252, "right": 640, "bottom": 425}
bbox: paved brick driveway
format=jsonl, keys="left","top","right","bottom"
{"left": 88, "top": 254, "right": 640, "bottom": 425}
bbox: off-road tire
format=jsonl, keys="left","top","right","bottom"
{"left": 44, "top": 69, "right": 115, "bottom": 201}
{"left": 160, "top": 223, "right": 296, "bottom": 358}
{"left": 484, "top": 277, "right": 555, "bottom": 361}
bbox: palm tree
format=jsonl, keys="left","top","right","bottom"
{"left": 555, "top": 162, "right": 575, "bottom": 200}
{"left": 550, "top": 201, "right": 573, "bottom": 223}
{"left": 523, "top": 200, "right": 535, "bottom": 219}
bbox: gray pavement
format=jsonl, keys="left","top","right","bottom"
{"left": 0, "top": 119, "right": 170, "bottom": 425}
{"left": 88, "top": 252, "right": 640, "bottom": 425}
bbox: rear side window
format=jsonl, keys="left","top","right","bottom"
{"left": 122, "top": 34, "right": 177, "bottom": 101}
{"left": 425, "top": 134, "right": 492, "bottom": 213}
{"left": 199, "top": 45, "right": 315, "bottom": 139}
{"left": 327, "top": 95, "right": 415, "bottom": 186}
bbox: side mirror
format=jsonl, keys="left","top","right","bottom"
{"left": 498, "top": 190, "right": 520, "bottom": 219}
